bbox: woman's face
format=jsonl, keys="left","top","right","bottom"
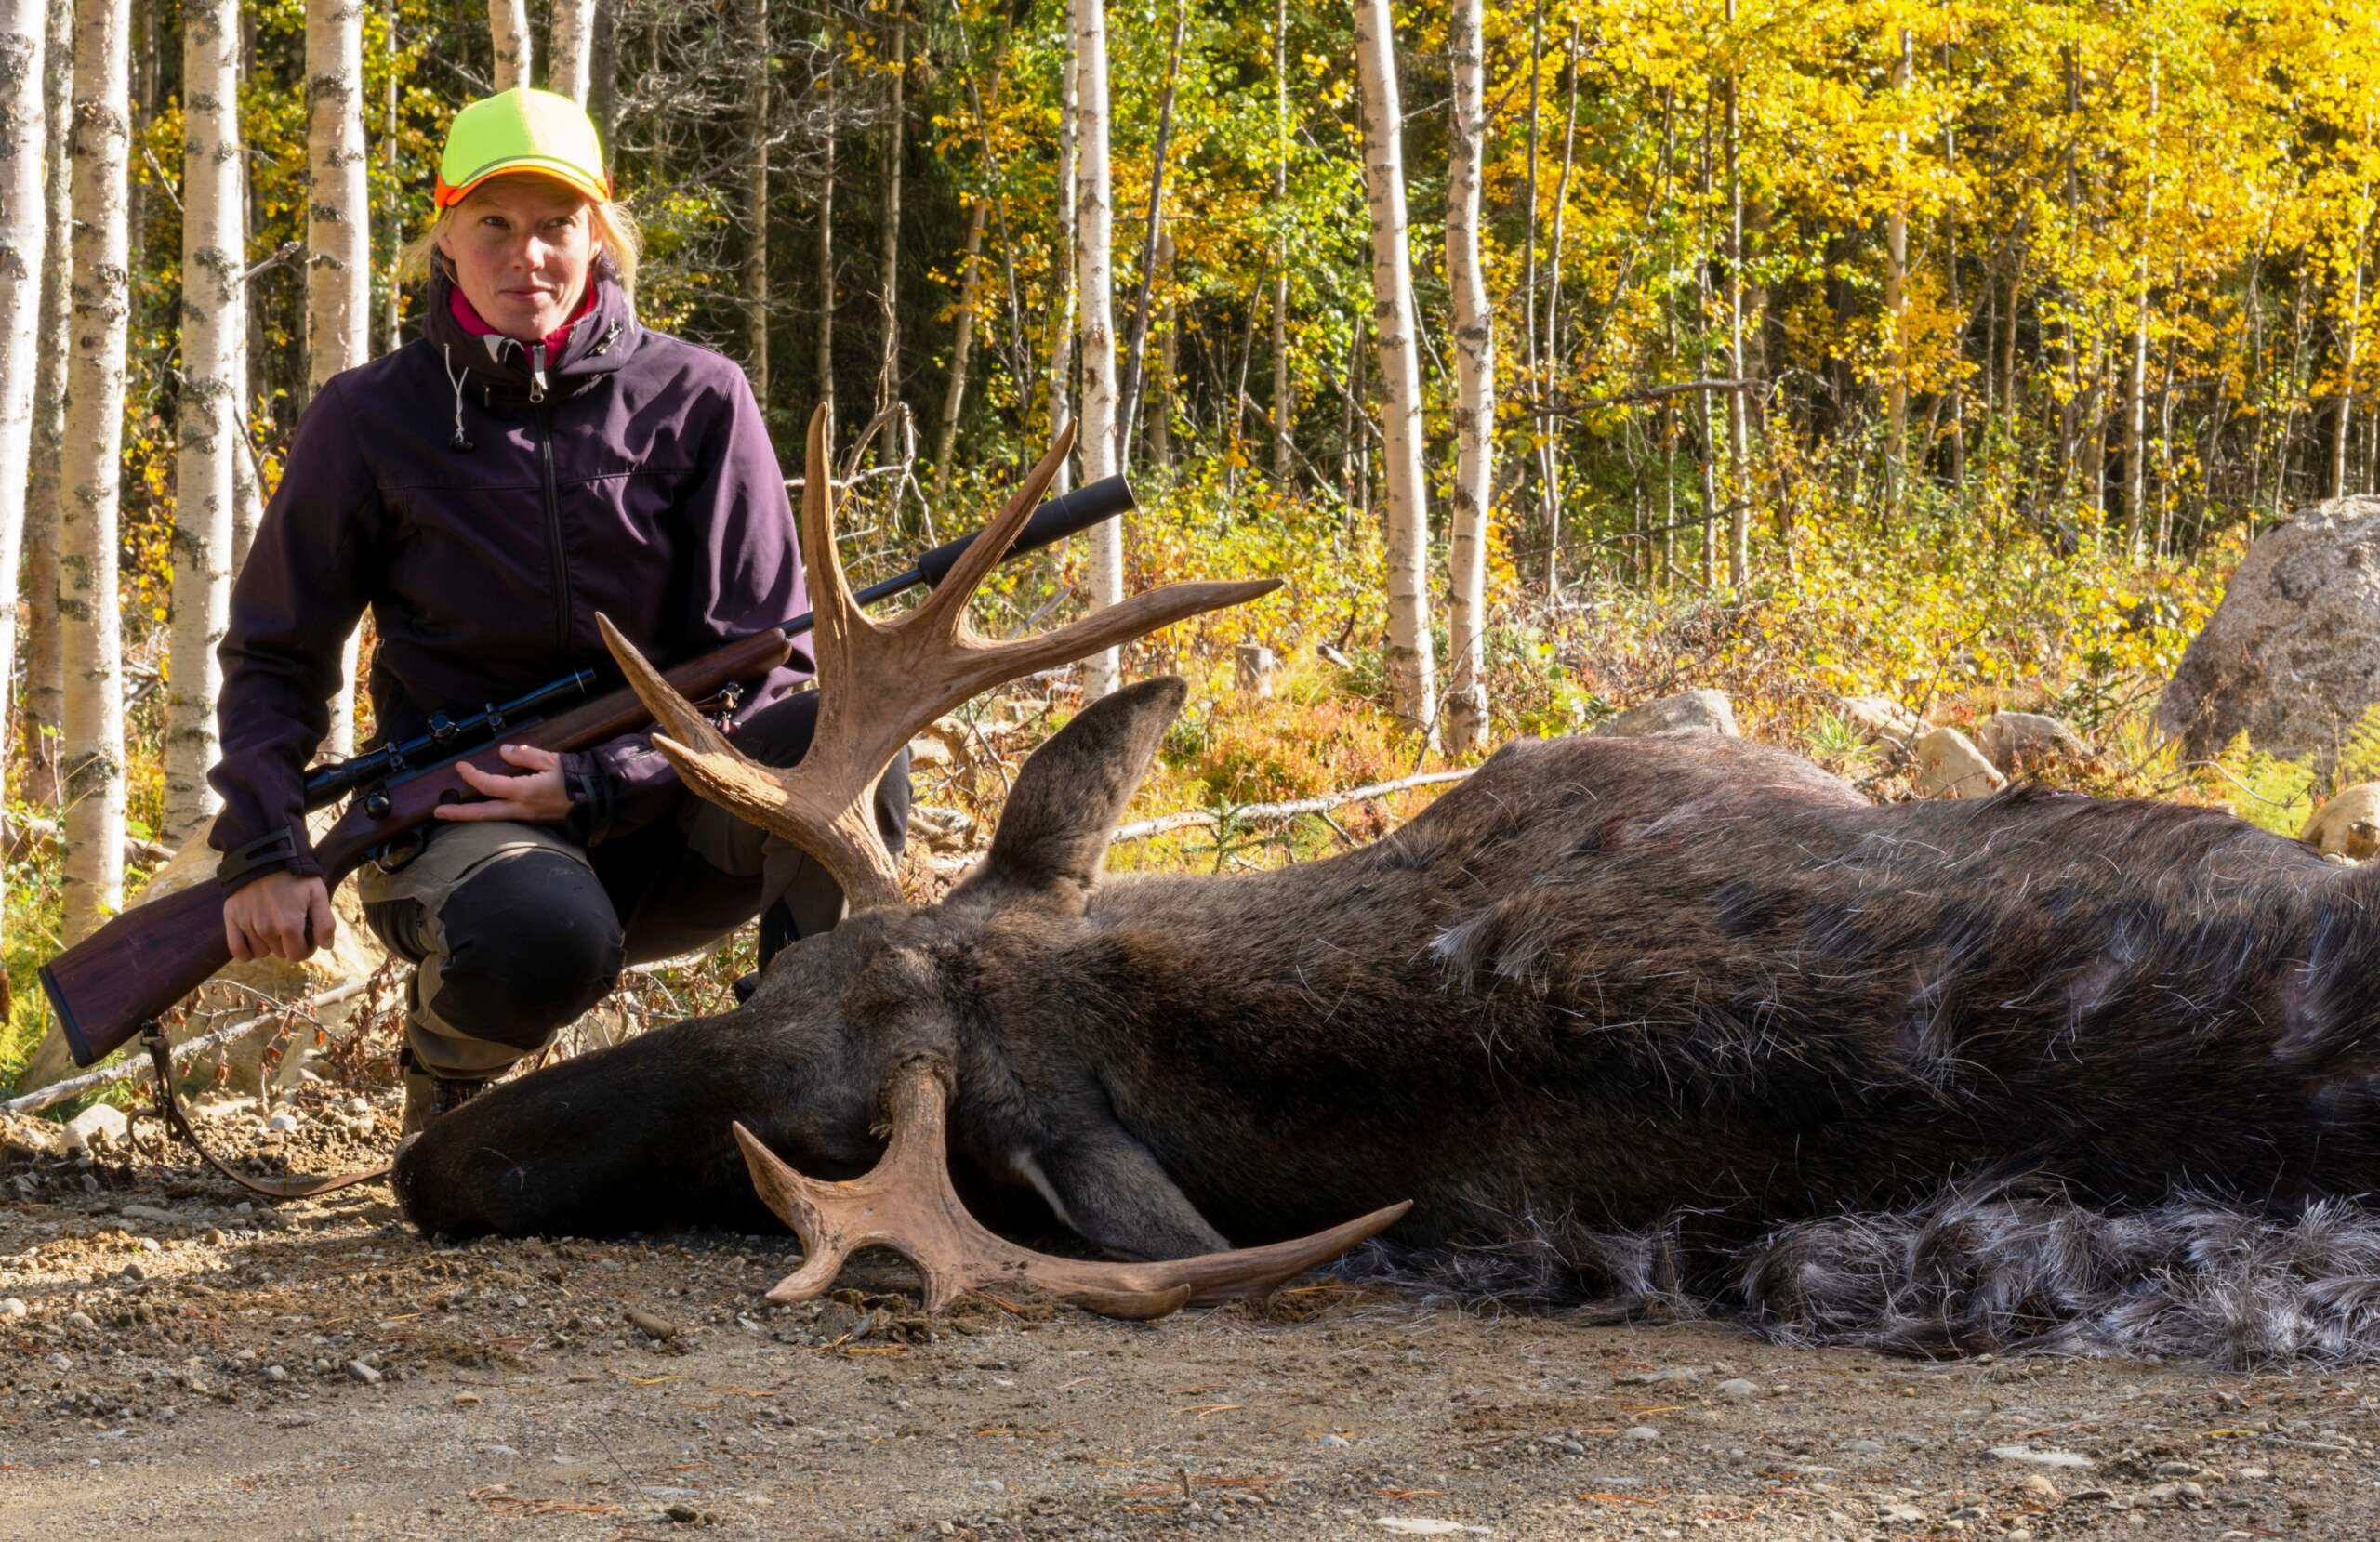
{"left": 437, "top": 175, "right": 601, "bottom": 343}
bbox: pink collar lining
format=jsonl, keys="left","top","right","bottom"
{"left": 447, "top": 281, "right": 598, "bottom": 356}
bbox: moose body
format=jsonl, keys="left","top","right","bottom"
{"left": 398, "top": 684, "right": 2380, "bottom": 1301}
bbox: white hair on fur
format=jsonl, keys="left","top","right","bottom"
{"left": 1337, "top": 1185, "right": 2380, "bottom": 1367}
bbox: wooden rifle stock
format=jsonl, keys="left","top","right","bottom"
{"left": 39, "top": 629, "right": 794, "bottom": 1070}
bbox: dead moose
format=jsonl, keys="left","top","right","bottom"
{"left": 396, "top": 411, "right": 2380, "bottom": 1360}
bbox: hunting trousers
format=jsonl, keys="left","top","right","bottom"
{"left": 358, "top": 690, "right": 910, "bottom": 1080}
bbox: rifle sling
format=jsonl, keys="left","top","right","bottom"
{"left": 138, "top": 1028, "right": 390, "bottom": 1201}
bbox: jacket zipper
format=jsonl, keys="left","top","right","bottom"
{"left": 536, "top": 403, "right": 573, "bottom": 657}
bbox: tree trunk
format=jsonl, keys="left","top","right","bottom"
{"left": 308, "top": 0, "right": 368, "bottom": 759}
{"left": 1540, "top": 24, "right": 1578, "bottom": 594}
{"left": 743, "top": 0, "right": 769, "bottom": 404}
{"left": 1352, "top": 0, "right": 1435, "bottom": 745}
{"left": 378, "top": 0, "right": 398, "bottom": 353}
{"left": 165, "top": 0, "right": 244, "bottom": 845}
{"left": 487, "top": 0, "right": 530, "bottom": 92}
{"left": 1884, "top": 25, "right": 1910, "bottom": 519}
{"left": 2333, "top": 212, "right": 2366, "bottom": 504}
{"left": 1941, "top": 34, "right": 1965, "bottom": 486}
{"left": 932, "top": 196, "right": 986, "bottom": 502}
{"left": 19, "top": 0, "right": 70, "bottom": 806}
{"left": 1045, "top": 33, "right": 1077, "bottom": 496}
{"left": 1521, "top": 0, "right": 1541, "bottom": 544}
{"left": 874, "top": 3, "right": 905, "bottom": 419}
{"left": 549, "top": 0, "right": 595, "bottom": 104}
{"left": 1151, "top": 223, "right": 1177, "bottom": 468}
{"left": 1070, "top": 0, "right": 1122, "bottom": 699}
{"left": 1443, "top": 0, "right": 1493, "bottom": 754}
{"left": 588, "top": 0, "right": 617, "bottom": 158}
{"left": 813, "top": 57, "right": 834, "bottom": 424}
{"left": 2124, "top": 58, "right": 2157, "bottom": 547}
{"left": 0, "top": 0, "right": 46, "bottom": 860}
{"left": 60, "top": 0, "right": 130, "bottom": 943}
{"left": 1116, "top": 0, "right": 1184, "bottom": 472}
{"left": 1724, "top": 0, "right": 1751, "bottom": 584}
{"left": 1270, "top": 0, "right": 1292, "bottom": 482}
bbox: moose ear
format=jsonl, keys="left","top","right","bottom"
{"left": 954, "top": 675, "right": 1188, "bottom": 916}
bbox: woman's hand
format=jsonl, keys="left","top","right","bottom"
{"left": 225, "top": 871, "right": 336, "bottom": 962}
{"left": 441, "top": 742, "right": 573, "bottom": 824}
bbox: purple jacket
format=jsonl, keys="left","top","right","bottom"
{"left": 208, "top": 270, "right": 809, "bottom": 884}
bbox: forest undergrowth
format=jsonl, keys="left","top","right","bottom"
{"left": 0, "top": 467, "right": 2317, "bottom": 1106}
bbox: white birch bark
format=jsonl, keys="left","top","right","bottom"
{"left": 813, "top": 59, "right": 834, "bottom": 422}
{"left": 18, "top": 0, "right": 69, "bottom": 805}
{"left": 164, "top": 0, "right": 243, "bottom": 844}
{"left": 60, "top": 0, "right": 130, "bottom": 942}
{"left": 874, "top": 4, "right": 904, "bottom": 419}
{"left": 1352, "top": 0, "right": 1435, "bottom": 743}
{"left": 1884, "top": 25, "right": 1910, "bottom": 518}
{"left": 549, "top": 0, "right": 595, "bottom": 104}
{"left": 1070, "top": 0, "right": 1122, "bottom": 699}
{"left": 487, "top": 0, "right": 530, "bottom": 93}
{"left": 308, "top": 0, "right": 368, "bottom": 758}
{"left": 1723, "top": 0, "right": 1749, "bottom": 583}
{"left": 743, "top": 0, "right": 767, "bottom": 402}
{"left": 0, "top": 0, "right": 46, "bottom": 860}
{"left": 1270, "top": 0, "right": 1291, "bottom": 482}
{"left": 1442, "top": 0, "right": 1493, "bottom": 755}
{"left": 1045, "top": 40, "right": 1077, "bottom": 496}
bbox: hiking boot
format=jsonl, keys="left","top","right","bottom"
{"left": 400, "top": 1065, "right": 496, "bottom": 1137}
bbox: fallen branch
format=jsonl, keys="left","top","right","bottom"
{"left": 2, "top": 980, "right": 372, "bottom": 1116}
{"left": 1109, "top": 769, "right": 1478, "bottom": 844}
{"left": 5, "top": 811, "right": 176, "bottom": 867}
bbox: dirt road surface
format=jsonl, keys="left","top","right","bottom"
{"left": 4, "top": 1094, "right": 2375, "bottom": 1541}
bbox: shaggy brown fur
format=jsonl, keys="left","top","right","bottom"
{"left": 396, "top": 679, "right": 2380, "bottom": 1356}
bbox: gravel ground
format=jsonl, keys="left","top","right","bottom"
{"left": 4, "top": 1092, "right": 2378, "bottom": 1541}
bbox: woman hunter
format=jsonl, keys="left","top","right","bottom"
{"left": 207, "top": 87, "right": 906, "bottom": 1134}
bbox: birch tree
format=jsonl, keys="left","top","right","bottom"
{"left": 875, "top": 3, "right": 905, "bottom": 418}
{"left": 60, "top": 0, "right": 130, "bottom": 942}
{"left": 743, "top": 0, "right": 768, "bottom": 402}
{"left": 308, "top": 0, "right": 368, "bottom": 758}
{"left": 1442, "top": 0, "right": 1492, "bottom": 753}
{"left": 1269, "top": 0, "right": 1290, "bottom": 481}
{"left": 165, "top": 0, "right": 244, "bottom": 844}
{"left": 18, "top": 0, "right": 69, "bottom": 804}
{"left": 488, "top": 0, "right": 529, "bottom": 92}
{"left": 1045, "top": 38, "right": 1078, "bottom": 496}
{"left": 932, "top": 196, "right": 986, "bottom": 500}
{"left": 549, "top": 0, "right": 596, "bottom": 104}
{"left": 0, "top": 0, "right": 46, "bottom": 850}
{"left": 1071, "top": 0, "right": 1122, "bottom": 699}
{"left": 1352, "top": 0, "right": 1435, "bottom": 743}
{"left": 813, "top": 57, "right": 834, "bottom": 422}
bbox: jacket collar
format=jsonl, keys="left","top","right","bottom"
{"left": 424, "top": 265, "right": 639, "bottom": 394}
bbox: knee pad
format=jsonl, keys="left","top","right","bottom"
{"left": 427, "top": 850, "right": 625, "bottom": 1050}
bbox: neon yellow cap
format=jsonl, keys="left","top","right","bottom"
{"left": 434, "top": 87, "right": 612, "bottom": 208}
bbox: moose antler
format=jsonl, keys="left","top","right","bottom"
{"left": 599, "top": 404, "right": 1278, "bottom": 914}
{"left": 734, "top": 1058, "right": 1412, "bottom": 1321}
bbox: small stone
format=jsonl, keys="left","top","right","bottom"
{"left": 2063, "top": 1488, "right": 2114, "bottom": 1505}
{"left": 262, "top": 1365, "right": 288, "bottom": 1383}
{"left": 628, "top": 1309, "right": 681, "bottom": 1341}
{"left": 63, "top": 1104, "right": 130, "bottom": 1153}
{"left": 666, "top": 1505, "right": 701, "bottom": 1524}
{"left": 66, "top": 1311, "right": 96, "bottom": 1332}
{"left": 0, "top": 1298, "right": 24, "bottom": 1319}
{"left": 1622, "top": 1427, "right": 1661, "bottom": 1442}
{"left": 1842, "top": 1439, "right": 1886, "bottom": 1456}
{"left": 1990, "top": 1444, "right": 2096, "bottom": 1470}
{"left": 265, "top": 1113, "right": 298, "bottom": 1134}
{"left": 1876, "top": 1504, "right": 1927, "bottom": 1525}
{"left": 135, "top": 1238, "right": 159, "bottom": 1253}
{"left": 120, "top": 1262, "right": 145, "bottom": 1282}
{"left": 1606, "top": 689, "right": 1739, "bottom": 739}
{"left": 1977, "top": 711, "right": 2088, "bottom": 773}
{"left": 2154, "top": 1461, "right": 2204, "bottom": 1479}
{"left": 2236, "top": 1467, "right": 2270, "bottom": 1480}
{"left": 346, "top": 1097, "right": 371, "bottom": 1115}
{"left": 1615, "top": 1365, "right": 1702, "bottom": 1386}
{"left": 2015, "top": 1474, "right": 2060, "bottom": 1502}
{"left": 1716, "top": 1378, "right": 1758, "bottom": 1400}
{"left": 1316, "top": 1433, "right": 1353, "bottom": 1448}
{"left": 345, "top": 1360, "right": 382, "bottom": 1385}
{"left": 453, "top": 1391, "right": 482, "bottom": 1407}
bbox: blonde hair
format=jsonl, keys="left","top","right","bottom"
{"left": 398, "top": 194, "right": 641, "bottom": 298}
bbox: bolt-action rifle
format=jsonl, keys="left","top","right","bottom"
{"left": 39, "top": 477, "right": 1136, "bottom": 1071}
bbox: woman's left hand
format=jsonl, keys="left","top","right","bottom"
{"left": 441, "top": 742, "right": 573, "bottom": 824}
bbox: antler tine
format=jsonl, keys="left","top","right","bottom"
{"left": 797, "top": 402, "right": 881, "bottom": 704}
{"left": 907, "top": 423, "right": 1077, "bottom": 639}
{"left": 734, "top": 1058, "right": 1411, "bottom": 1323}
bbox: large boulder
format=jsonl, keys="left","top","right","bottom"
{"left": 1912, "top": 727, "right": 2007, "bottom": 799}
{"left": 1606, "top": 688, "right": 1739, "bottom": 738}
{"left": 2158, "top": 496, "right": 2380, "bottom": 771}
